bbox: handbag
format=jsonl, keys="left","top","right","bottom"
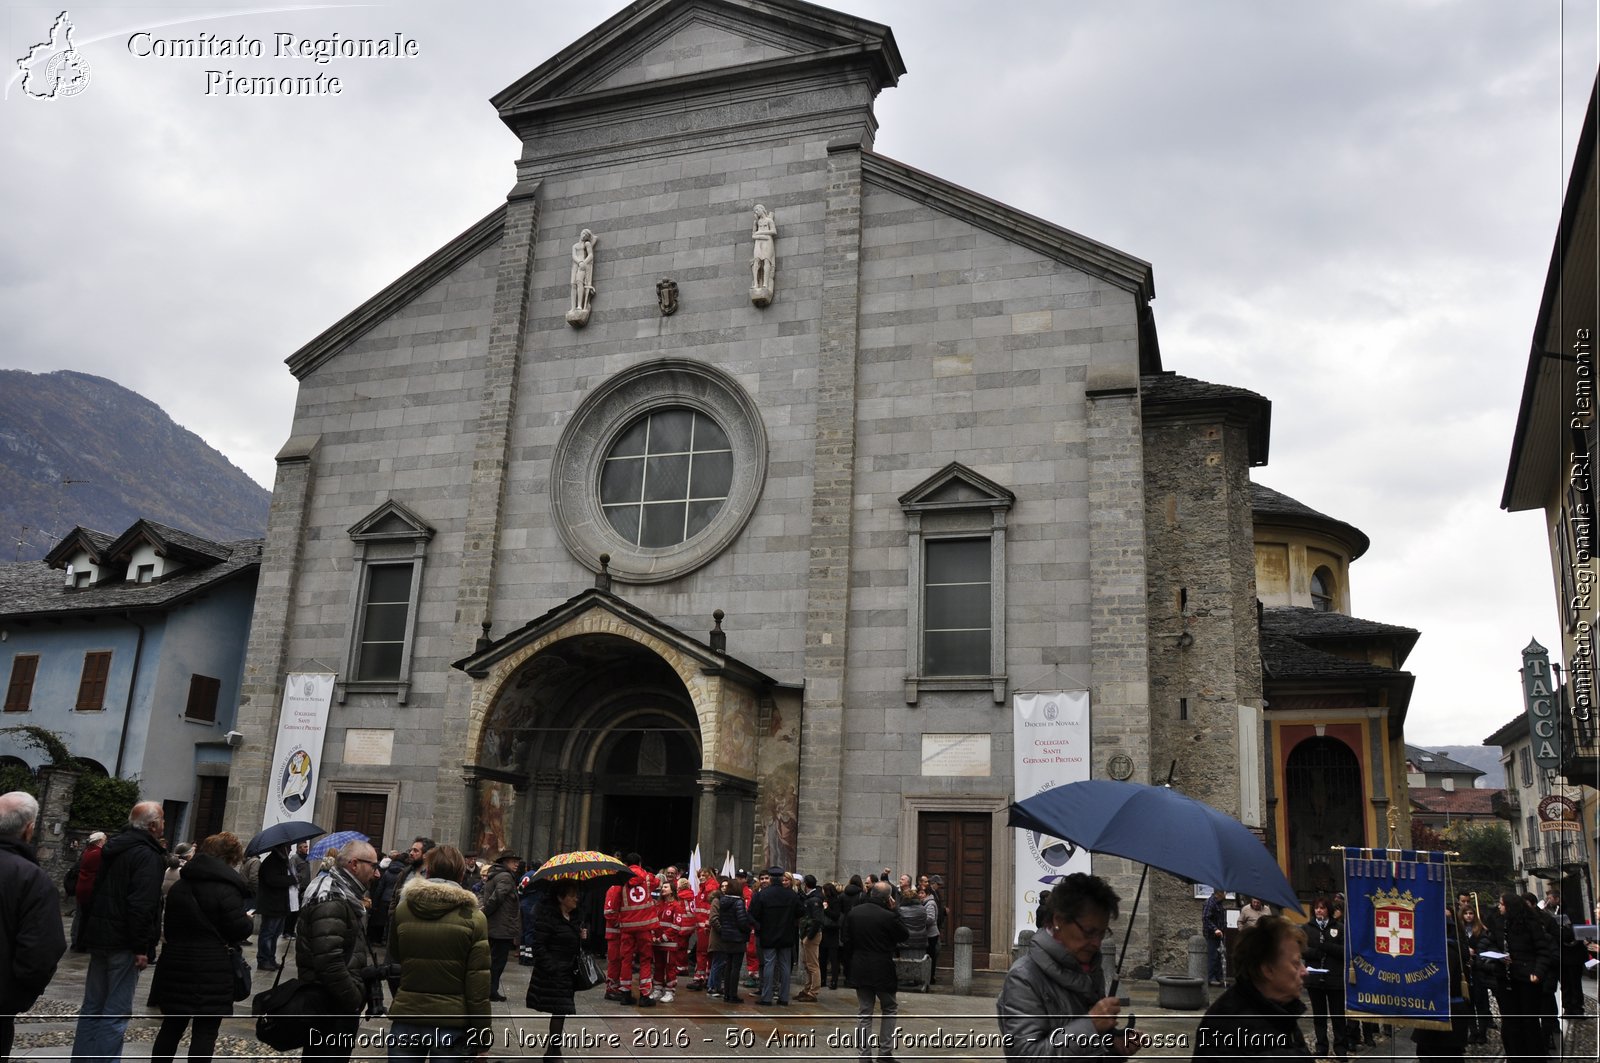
{"left": 189, "top": 888, "right": 252, "bottom": 1002}
{"left": 253, "top": 965, "right": 335, "bottom": 1051}
{"left": 572, "top": 950, "right": 603, "bottom": 991}
{"left": 225, "top": 945, "right": 252, "bottom": 1002}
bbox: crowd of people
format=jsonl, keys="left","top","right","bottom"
{"left": 3, "top": 789, "right": 1595, "bottom": 1063}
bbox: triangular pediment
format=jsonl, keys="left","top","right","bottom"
{"left": 899, "top": 462, "right": 1014, "bottom": 513}
{"left": 493, "top": 0, "right": 901, "bottom": 114}
{"left": 573, "top": 8, "right": 812, "bottom": 96}
{"left": 348, "top": 499, "right": 435, "bottom": 543}
{"left": 452, "top": 587, "right": 775, "bottom": 690}
{"left": 43, "top": 526, "right": 115, "bottom": 569}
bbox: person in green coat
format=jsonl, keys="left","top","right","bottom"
{"left": 386, "top": 845, "right": 491, "bottom": 1060}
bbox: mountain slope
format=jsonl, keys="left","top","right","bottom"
{"left": 0, "top": 370, "right": 270, "bottom": 561}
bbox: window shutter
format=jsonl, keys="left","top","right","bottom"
{"left": 76, "top": 651, "right": 112, "bottom": 710}
{"left": 4, "top": 655, "right": 38, "bottom": 712}
{"left": 185, "top": 674, "right": 221, "bottom": 722}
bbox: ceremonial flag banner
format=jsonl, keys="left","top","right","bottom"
{"left": 262, "top": 672, "right": 336, "bottom": 829}
{"left": 1343, "top": 848, "right": 1452, "bottom": 1029}
{"left": 1012, "top": 690, "right": 1090, "bottom": 945}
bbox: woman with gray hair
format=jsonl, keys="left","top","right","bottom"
{"left": 997, "top": 872, "right": 1143, "bottom": 1059}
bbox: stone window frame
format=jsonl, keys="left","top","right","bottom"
{"left": 550, "top": 359, "right": 767, "bottom": 585}
{"left": 339, "top": 499, "right": 435, "bottom": 706}
{"left": 900, "top": 463, "right": 1014, "bottom": 705}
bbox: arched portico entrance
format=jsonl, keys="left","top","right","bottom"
{"left": 1285, "top": 735, "right": 1365, "bottom": 896}
{"left": 453, "top": 588, "right": 774, "bottom": 870}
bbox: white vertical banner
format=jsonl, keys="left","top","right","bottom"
{"left": 262, "top": 672, "right": 336, "bottom": 829}
{"left": 1013, "top": 690, "right": 1091, "bottom": 945}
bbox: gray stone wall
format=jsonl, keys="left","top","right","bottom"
{"left": 1141, "top": 412, "right": 1263, "bottom": 971}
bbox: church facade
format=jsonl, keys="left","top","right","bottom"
{"left": 227, "top": 0, "right": 1272, "bottom": 970}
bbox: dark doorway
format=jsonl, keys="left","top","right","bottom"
{"left": 334, "top": 792, "right": 389, "bottom": 853}
{"left": 918, "top": 811, "right": 992, "bottom": 967}
{"left": 192, "top": 777, "right": 228, "bottom": 843}
{"left": 1285, "top": 736, "right": 1363, "bottom": 896}
{"left": 600, "top": 795, "right": 693, "bottom": 870}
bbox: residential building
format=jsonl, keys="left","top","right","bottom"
{"left": 0, "top": 520, "right": 261, "bottom": 841}
{"left": 1501, "top": 71, "right": 1599, "bottom": 915}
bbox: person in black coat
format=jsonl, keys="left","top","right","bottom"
{"left": 254, "top": 844, "right": 292, "bottom": 970}
{"left": 73, "top": 802, "right": 168, "bottom": 1063}
{"left": 835, "top": 875, "right": 864, "bottom": 988}
{"left": 748, "top": 865, "right": 802, "bottom": 1005}
{"left": 148, "top": 832, "right": 252, "bottom": 1063}
{"left": 1193, "top": 915, "right": 1313, "bottom": 1063}
{"left": 1494, "top": 892, "right": 1556, "bottom": 1063}
{"left": 1300, "top": 897, "right": 1349, "bottom": 1060}
{"left": 710, "top": 881, "right": 753, "bottom": 1002}
{"left": 526, "top": 882, "right": 586, "bottom": 1059}
{"left": 842, "top": 881, "right": 909, "bottom": 1062}
{"left": 0, "top": 792, "right": 67, "bottom": 1063}
{"left": 820, "top": 881, "right": 844, "bottom": 990}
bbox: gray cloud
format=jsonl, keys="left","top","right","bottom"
{"left": 1, "top": 0, "right": 1590, "bottom": 746}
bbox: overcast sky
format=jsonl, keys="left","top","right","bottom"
{"left": 2, "top": 1, "right": 1594, "bottom": 748}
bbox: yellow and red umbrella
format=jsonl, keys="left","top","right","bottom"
{"left": 527, "top": 850, "right": 631, "bottom": 884}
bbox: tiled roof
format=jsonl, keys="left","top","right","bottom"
{"left": 1251, "top": 483, "right": 1370, "bottom": 559}
{"left": 1483, "top": 714, "right": 1528, "bottom": 747}
{"left": 0, "top": 539, "right": 263, "bottom": 620}
{"left": 1141, "top": 371, "right": 1269, "bottom": 407}
{"left": 1409, "top": 787, "right": 1501, "bottom": 817}
{"left": 123, "top": 521, "right": 232, "bottom": 562}
{"left": 1261, "top": 632, "right": 1410, "bottom": 681}
{"left": 1261, "top": 606, "right": 1418, "bottom": 642}
{"left": 1404, "top": 744, "right": 1485, "bottom": 779}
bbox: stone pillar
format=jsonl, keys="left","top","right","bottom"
{"left": 530, "top": 771, "right": 561, "bottom": 861}
{"left": 952, "top": 925, "right": 973, "bottom": 996}
{"left": 459, "top": 766, "right": 480, "bottom": 852}
{"left": 435, "top": 182, "right": 543, "bottom": 839}
{"left": 34, "top": 766, "right": 79, "bottom": 885}
{"left": 225, "top": 434, "right": 319, "bottom": 838}
{"left": 796, "top": 139, "right": 864, "bottom": 880}
{"left": 1085, "top": 382, "right": 1151, "bottom": 966}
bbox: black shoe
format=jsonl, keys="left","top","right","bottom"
{"left": 619, "top": 992, "right": 636, "bottom": 1005}
{"left": 256, "top": 962, "right": 280, "bottom": 971}
{"left": 490, "top": 993, "right": 507, "bottom": 1002}
{"left": 755, "top": 999, "right": 773, "bottom": 1006}
{"left": 637, "top": 995, "right": 656, "bottom": 1008}
{"left": 724, "top": 995, "right": 744, "bottom": 1003}
{"left": 1316, "top": 1045, "right": 1330, "bottom": 1057}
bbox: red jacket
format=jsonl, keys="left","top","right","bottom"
{"left": 74, "top": 843, "right": 104, "bottom": 910}
{"left": 616, "top": 867, "right": 658, "bottom": 933}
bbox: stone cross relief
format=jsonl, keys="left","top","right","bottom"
{"left": 566, "top": 228, "right": 597, "bottom": 327}
{"left": 750, "top": 204, "right": 776, "bottom": 307}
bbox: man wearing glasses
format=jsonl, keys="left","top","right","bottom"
{"left": 996, "top": 873, "right": 1145, "bottom": 1060}
{"left": 296, "top": 842, "right": 382, "bottom": 1063}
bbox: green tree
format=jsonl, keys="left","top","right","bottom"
{"left": 1443, "top": 820, "right": 1516, "bottom": 899}
{"left": 0, "top": 724, "right": 141, "bottom": 832}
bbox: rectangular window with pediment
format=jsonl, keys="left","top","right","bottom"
{"left": 340, "top": 500, "right": 434, "bottom": 705}
{"left": 900, "top": 463, "right": 1013, "bottom": 705}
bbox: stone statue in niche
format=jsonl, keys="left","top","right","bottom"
{"left": 749, "top": 204, "right": 776, "bottom": 307}
{"left": 566, "top": 228, "right": 597, "bottom": 326}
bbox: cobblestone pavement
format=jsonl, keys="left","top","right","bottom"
{"left": 14, "top": 916, "right": 1596, "bottom": 1061}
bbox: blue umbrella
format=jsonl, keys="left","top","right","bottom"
{"left": 1008, "top": 779, "right": 1301, "bottom": 913}
{"left": 245, "top": 819, "right": 326, "bottom": 857}
{"left": 308, "top": 830, "right": 369, "bottom": 862}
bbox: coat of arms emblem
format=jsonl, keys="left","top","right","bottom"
{"left": 1371, "top": 887, "right": 1418, "bottom": 957}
